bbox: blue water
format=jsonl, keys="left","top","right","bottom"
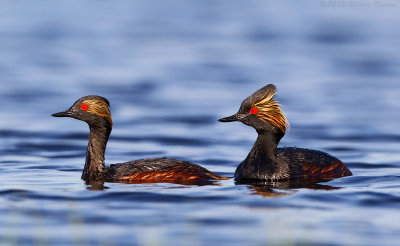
{"left": 1, "top": 1, "right": 400, "bottom": 245}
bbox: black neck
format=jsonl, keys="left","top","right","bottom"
{"left": 237, "top": 130, "right": 287, "bottom": 180}
{"left": 82, "top": 125, "right": 111, "bottom": 182}
{"left": 247, "top": 130, "right": 279, "bottom": 162}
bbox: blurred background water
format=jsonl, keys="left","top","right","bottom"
{"left": 1, "top": 0, "right": 400, "bottom": 245}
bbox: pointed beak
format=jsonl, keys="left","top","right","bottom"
{"left": 218, "top": 114, "right": 241, "bottom": 122}
{"left": 52, "top": 109, "right": 73, "bottom": 118}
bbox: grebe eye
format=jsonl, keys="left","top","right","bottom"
{"left": 81, "top": 104, "right": 89, "bottom": 111}
{"left": 250, "top": 108, "right": 258, "bottom": 114}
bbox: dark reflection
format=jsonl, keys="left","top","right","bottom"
{"left": 237, "top": 179, "right": 339, "bottom": 198}
{"left": 85, "top": 179, "right": 219, "bottom": 191}
{"left": 250, "top": 186, "right": 297, "bottom": 198}
{"left": 86, "top": 181, "right": 109, "bottom": 191}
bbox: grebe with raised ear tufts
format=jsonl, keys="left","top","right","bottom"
{"left": 219, "top": 84, "right": 352, "bottom": 182}
{"left": 52, "top": 95, "right": 227, "bottom": 185}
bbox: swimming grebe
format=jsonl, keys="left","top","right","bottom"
{"left": 52, "top": 95, "right": 226, "bottom": 185}
{"left": 219, "top": 84, "right": 352, "bottom": 182}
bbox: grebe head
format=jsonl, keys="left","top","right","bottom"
{"left": 219, "top": 84, "right": 288, "bottom": 137}
{"left": 52, "top": 95, "right": 113, "bottom": 128}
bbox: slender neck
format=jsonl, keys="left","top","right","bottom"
{"left": 236, "top": 130, "right": 283, "bottom": 180}
{"left": 82, "top": 125, "right": 111, "bottom": 182}
{"left": 247, "top": 130, "right": 280, "bottom": 161}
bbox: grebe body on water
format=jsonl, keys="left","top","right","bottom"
{"left": 219, "top": 84, "right": 352, "bottom": 182}
{"left": 52, "top": 95, "right": 226, "bottom": 185}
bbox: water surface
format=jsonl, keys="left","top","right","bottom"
{"left": 1, "top": 1, "right": 400, "bottom": 245}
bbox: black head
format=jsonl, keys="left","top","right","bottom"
{"left": 52, "top": 95, "right": 113, "bottom": 128}
{"left": 219, "top": 84, "right": 289, "bottom": 137}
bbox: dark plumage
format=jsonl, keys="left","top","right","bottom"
{"left": 52, "top": 95, "right": 226, "bottom": 185}
{"left": 219, "top": 84, "right": 352, "bottom": 182}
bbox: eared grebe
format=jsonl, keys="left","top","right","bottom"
{"left": 219, "top": 84, "right": 352, "bottom": 182}
{"left": 52, "top": 95, "right": 227, "bottom": 185}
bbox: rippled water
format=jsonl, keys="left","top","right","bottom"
{"left": 1, "top": 1, "right": 400, "bottom": 245}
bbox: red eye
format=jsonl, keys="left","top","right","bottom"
{"left": 81, "top": 104, "right": 89, "bottom": 111}
{"left": 250, "top": 108, "right": 258, "bottom": 114}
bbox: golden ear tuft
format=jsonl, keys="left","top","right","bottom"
{"left": 252, "top": 90, "right": 289, "bottom": 134}
{"left": 82, "top": 100, "right": 113, "bottom": 126}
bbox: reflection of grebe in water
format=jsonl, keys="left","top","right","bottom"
{"left": 245, "top": 180, "right": 340, "bottom": 198}
{"left": 219, "top": 84, "right": 352, "bottom": 183}
{"left": 52, "top": 95, "right": 227, "bottom": 185}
